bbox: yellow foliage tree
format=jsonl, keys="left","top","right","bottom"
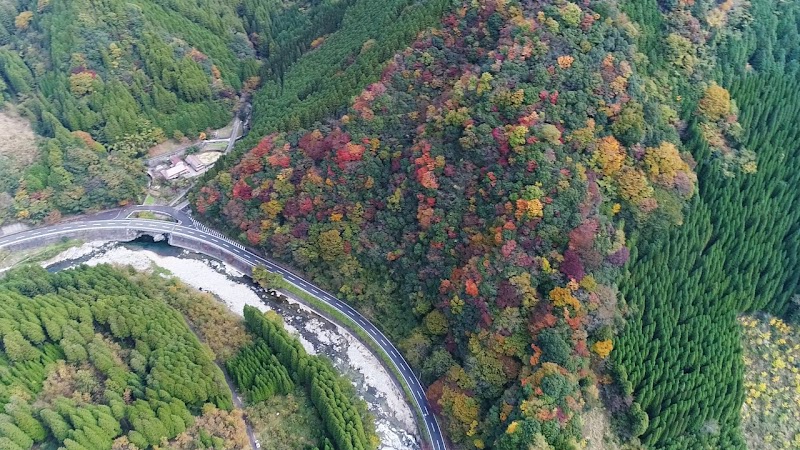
{"left": 593, "top": 136, "right": 625, "bottom": 176}
{"left": 477, "top": 72, "right": 493, "bottom": 95}
{"left": 666, "top": 33, "right": 697, "bottom": 73}
{"left": 506, "top": 421, "right": 519, "bottom": 434}
{"left": 515, "top": 198, "right": 543, "bottom": 219}
{"left": 441, "top": 386, "right": 480, "bottom": 439}
{"left": 610, "top": 75, "right": 628, "bottom": 95}
{"left": 509, "top": 273, "right": 538, "bottom": 307}
{"left": 557, "top": 55, "right": 574, "bottom": 69}
{"left": 568, "top": 119, "right": 595, "bottom": 148}
{"left": 259, "top": 199, "right": 283, "bottom": 218}
{"left": 579, "top": 274, "right": 597, "bottom": 292}
{"left": 549, "top": 286, "right": 581, "bottom": 311}
{"left": 644, "top": 141, "right": 691, "bottom": 182}
{"left": 540, "top": 257, "right": 552, "bottom": 273}
{"left": 616, "top": 166, "right": 653, "bottom": 205}
{"left": 424, "top": 310, "right": 448, "bottom": 335}
{"left": 698, "top": 83, "right": 731, "bottom": 120}
{"left": 505, "top": 125, "right": 528, "bottom": 148}
{"left": 540, "top": 124, "right": 562, "bottom": 145}
{"left": 69, "top": 72, "right": 96, "bottom": 96}
{"left": 15, "top": 11, "right": 33, "bottom": 30}
{"left": 592, "top": 339, "right": 613, "bottom": 358}
{"left": 559, "top": 2, "right": 582, "bottom": 27}
{"left": 318, "top": 229, "right": 344, "bottom": 261}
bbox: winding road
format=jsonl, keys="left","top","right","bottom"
{"left": 0, "top": 206, "right": 448, "bottom": 450}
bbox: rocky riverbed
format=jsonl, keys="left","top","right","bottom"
{"left": 42, "top": 239, "right": 420, "bottom": 450}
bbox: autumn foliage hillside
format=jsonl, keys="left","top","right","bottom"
{"left": 194, "top": 0, "right": 696, "bottom": 447}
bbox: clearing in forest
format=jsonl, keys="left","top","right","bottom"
{"left": 0, "top": 107, "right": 38, "bottom": 170}
{"left": 740, "top": 315, "right": 800, "bottom": 449}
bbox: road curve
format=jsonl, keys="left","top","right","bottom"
{"left": 0, "top": 212, "right": 448, "bottom": 450}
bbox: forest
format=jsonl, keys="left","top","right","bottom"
{"left": 191, "top": 0, "right": 800, "bottom": 448}
{"left": 0, "top": 264, "right": 375, "bottom": 450}
{"left": 0, "top": 264, "right": 236, "bottom": 449}
{"left": 611, "top": 0, "right": 800, "bottom": 447}
{"left": 193, "top": 0, "right": 693, "bottom": 447}
{"left": 1, "top": 0, "right": 799, "bottom": 446}
{"left": 0, "top": 0, "right": 372, "bottom": 225}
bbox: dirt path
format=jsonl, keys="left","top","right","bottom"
{"left": 180, "top": 316, "right": 259, "bottom": 450}
{"left": 219, "top": 362, "right": 260, "bottom": 450}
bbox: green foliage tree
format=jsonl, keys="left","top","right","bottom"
{"left": 614, "top": 73, "right": 800, "bottom": 448}
{"left": 0, "top": 265, "right": 237, "bottom": 448}
{"left": 242, "top": 305, "right": 375, "bottom": 450}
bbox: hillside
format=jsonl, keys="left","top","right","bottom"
{"left": 0, "top": 264, "right": 377, "bottom": 450}
{"left": 0, "top": 0, "right": 372, "bottom": 224}
{"left": 0, "top": 0, "right": 797, "bottom": 447}
{"left": 0, "top": 0, "right": 256, "bottom": 224}
{"left": 1, "top": 0, "right": 257, "bottom": 143}
{"left": 193, "top": 0, "right": 800, "bottom": 448}
{"left": 0, "top": 264, "right": 241, "bottom": 448}
{"left": 193, "top": 0, "right": 697, "bottom": 447}
{"left": 611, "top": 0, "right": 800, "bottom": 448}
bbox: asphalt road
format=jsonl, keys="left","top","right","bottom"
{"left": 0, "top": 208, "right": 448, "bottom": 450}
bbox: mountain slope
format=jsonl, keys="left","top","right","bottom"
{"left": 0, "top": 0, "right": 369, "bottom": 224}
{"left": 193, "top": 0, "right": 696, "bottom": 447}
{"left": 611, "top": 0, "right": 800, "bottom": 447}
{"left": 1, "top": 0, "right": 258, "bottom": 144}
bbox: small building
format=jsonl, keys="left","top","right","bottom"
{"left": 170, "top": 155, "right": 183, "bottom": 165}
{"left": 161, "top": 162, "right": 189, "bottom": 180}
{"left": 185, "top": 154, "right": 207, "bottom": 172}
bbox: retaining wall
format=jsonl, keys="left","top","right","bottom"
{"left": 1, "top": 229, "right": 139, "bottom": 254}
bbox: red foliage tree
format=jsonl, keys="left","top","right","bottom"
{"left": 568, "top": 219, "right": 598, "bottom": 254}
{"left": 237, "top": 154, "right": 264, "bottom": 176}
{"left": 427, "top": 380, "right": 446, "bottom": 415}
{"left": 232, "top": 180, "right": 252, "bottom": 200}
{"left": 267, "top": 152, "right": 290, "bottom": 168}
{"left": 496, "top": 280, "right": 520, "bottom": 308}
{"left": 246, "top": 228, "right": 261, "bottom": 245}
{"left": 335, "top": 142, "right": 366, "bottom": 169}
{"left": 251, "top": 136, "right": 273, "bottom": 158}
{"left": 299, "top": 130, "right": 327, "bottom": 161}
{"left": 561, "top": 249, "right": 585, "bottom": 281}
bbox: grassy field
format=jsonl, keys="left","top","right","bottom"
{"left": 147, "top": 138, "right": 197, "bottom": 158}
{"left": 246, "top": 390, "right": 326, "bottom": 450}
{"left": 203, "top": 141, "right": 229, "bottom": 151}
{"left": 0, "top": 106, "right": 39, "bottom": 170}
{"left": 128, "top": 211, "right": 176, "bottom": 221}
{"left": 212, "top": 121, "right": 235, "bottom": 140}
